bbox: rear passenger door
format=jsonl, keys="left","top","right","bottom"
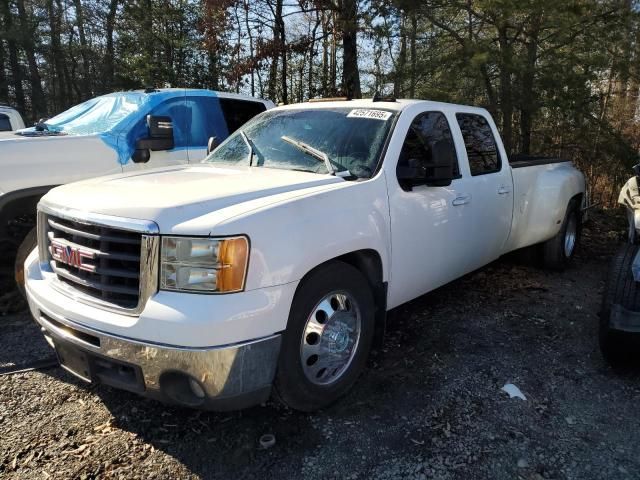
{"left": 185, "top": 95, "right": 232, "bottom": 163}
{"left": 454, "top": 112, "right": 512, "bottom": 268}
{"left": 187, "top": 98, "right": 267, "bottom": 162}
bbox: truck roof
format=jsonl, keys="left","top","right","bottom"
{"left": 277, "top": 98, "right": 490, "bottom": 115}
{"left": 123, "top": 88, "right": 272, "bottom": 105}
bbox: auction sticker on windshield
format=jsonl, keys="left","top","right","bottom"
{"left": 347, "top": 109, "right": 392, "bottom": 121}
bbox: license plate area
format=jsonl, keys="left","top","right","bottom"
{"left": 52, "top": 339, "right": 145, "bottom": 393}
{"left": 55, "top": 340, "right": 92, "bottom": 382}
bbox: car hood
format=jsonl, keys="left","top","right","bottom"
{"left": 42, "top": 164, "right": 346, "bottom": 232}
{"left": 0, "top": 131, "right": 68, "bottom": 141}
{"left": 0, "top": 132, "right": 123, "bottom": 194}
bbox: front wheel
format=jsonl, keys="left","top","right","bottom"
{"left": 542, "top": 199, "right": 581, "bottom": 270}
{"left": 274, "top": 261, "right": 375, "bottom": 412}
{"left": 14, "top": 227, "right": 37, "bottom": 299}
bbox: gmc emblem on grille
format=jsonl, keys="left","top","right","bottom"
{"left": 50, "top": 241, "right": 96, "bottom": 272}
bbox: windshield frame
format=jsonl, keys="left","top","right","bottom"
{"left": 203, "top": 106, "right": 399, "bottom": 180}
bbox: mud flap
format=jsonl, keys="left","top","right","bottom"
{"left": 632, "top": 246, "right": 640, "bottom": 281}
{"left": 610, "top": 304, "right": 640, "bottom": 333}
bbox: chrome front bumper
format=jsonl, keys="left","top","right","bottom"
{"left": 31, "top": 303, "right": 281, "bottom": 410}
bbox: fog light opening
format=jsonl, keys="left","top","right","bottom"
{"left": 159, "top": 371, "right": 207, "bottom": 407}
{"left": 189, "top": 377, "right": 206, "bottom": 399}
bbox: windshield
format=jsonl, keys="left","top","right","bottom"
{"left": 204, "top": 107, "right": 396, "bottom": 178}
{"left": 17, "top": 93, "right": 147, "bottom": 136}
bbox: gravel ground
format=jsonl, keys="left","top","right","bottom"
{"left": 1, "top": 209, "right": 640, "bottom": 480}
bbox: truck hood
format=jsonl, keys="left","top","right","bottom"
{"left": 0, "top": 131, "right": 68, "bottom": 141}
{"left": 42, "top": 165, "right": 345, "bottom": 232}
{"left": 0, "top": 132, "right": 121, "bottom": 194}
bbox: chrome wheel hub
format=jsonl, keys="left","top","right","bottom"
{"left": 300, "top": 291, "right": 361, "bottom": 386}
{"left": 564, "top": 214, "right": 577, "bottom": 257}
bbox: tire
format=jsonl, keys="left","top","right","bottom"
{"left": 542, "top": 198, "right": 581, "bottom": 270}
{"left": 14, "top": 226, "right": 37, "bottom": 299}
{"left": 600, "top": 243, "right": 640, "bottom": 365}
{"left": 274, "top": 261, "right": 375, "bottom": 412}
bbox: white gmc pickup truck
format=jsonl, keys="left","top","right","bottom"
{"left": 25, "top": 99, "right": 586, "bottom": 412}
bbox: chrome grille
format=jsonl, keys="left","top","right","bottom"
{"left": 38, "top": 207, "right": 159, "bottom": 314}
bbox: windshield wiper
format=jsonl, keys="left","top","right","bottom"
{"left": 281, "top": 135, "right": 350, "bottom": 177}
{"left": 239, "top": 129, "right": 254, "bottom": 166}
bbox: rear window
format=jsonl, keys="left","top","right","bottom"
{"left": 0, "top": 113, "right": 11, "bottom": 131}
{"left": 456, "top": 113, "right": 501, "bottom": 175}
{"left": 219, "top": 99, "right": 267, "bottom": 133}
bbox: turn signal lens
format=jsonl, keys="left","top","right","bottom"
{"left": 217, "top": 237, "right": 249, "bottom": 292}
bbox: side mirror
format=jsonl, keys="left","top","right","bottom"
{"left": 146, "top": 115, "right": 174, "bottom": 150}
{"left": 207, "top": 136, "right": 219, "bottom": 155}
{"left": 396, "top": 158, "right": 423, "bottom": 191}
{"left": 133, "top": 115, "right": 175, "bottom": 162}
{"left": 425, "top": 140, "right": 455, "bottom": 187}
{"left": 132, "top": 148, "right": 150, "bottom": 163}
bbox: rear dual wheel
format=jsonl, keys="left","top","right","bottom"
{"left": 274, "top": 261, "right": 375, "bottom": 412}
{"left": 542, "top": 199, "right": 581, "bottom": 270}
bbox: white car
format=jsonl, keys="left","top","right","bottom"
{"left": 25, "top": 98, "right": 586, "bottom": 411}
{"left": 0, "top": 89, "right": 272, "bottom": 292}
{"left": 0, "top": 105, "right": 25, "bottom": 131}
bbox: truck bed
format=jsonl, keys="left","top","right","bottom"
{"left": 509, "top": 154, "right": 571, "bottom": 169}
{"left": 505, "top": 159, "right": 583, "bottom": 254}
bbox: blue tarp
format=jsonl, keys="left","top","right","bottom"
{"left": 17, "top": 89, "right": 229, "bottom": 165}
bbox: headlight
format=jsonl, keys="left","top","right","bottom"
{"left": 160, "top": 236, "right": 249, "bottom": 293}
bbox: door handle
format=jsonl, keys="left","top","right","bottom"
{"left": 452, "top": 194, "right": 471, "bottom": 206}
{"left": 498, "top": 185, "right": 511, "bottom": 195}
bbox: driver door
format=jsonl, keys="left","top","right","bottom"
{"left": 122, "top": 95, "right": 191, "bottom": 172}
{"left": 387, "top": 110, "right": 475, "bottom": 308}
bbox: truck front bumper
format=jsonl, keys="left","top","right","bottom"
{"left": 24, "top": 250, "right": 285, "bottom": 410}
{"left": 29, "top": 303, "right": 281, "bottom": 410}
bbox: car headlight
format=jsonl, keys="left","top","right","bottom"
{"left": 160, "top": 236, "right": 249, "bottom": 293}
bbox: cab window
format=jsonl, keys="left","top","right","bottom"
{"left": 219, "top": 99, "right": 267, "bottom": 134}
{"left": 397, "top": 111, "right": 460, "bottom": 180}
{"left": 456, "top": 113, "right": 501, "bottom": 175}
{"left": 0, "top": 114, "right": 11, "bottom": 131}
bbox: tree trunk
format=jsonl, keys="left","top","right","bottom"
{"left": 308, "top": 12, "right": 321, "bottom": 99}
{"left": 277, "top": 0, "right": 287, "bottom": 104}
{"left": 409, "top": 12, "right": 417, "bottom": 97}
{"left": 519, "top": 17, "right": 541, "bottom": 155}
{"left": 16, "top": 0, "right": 46, "bottom": 117}
{"left": 321, "top": 12, "right": 329, "bottom": 96}
{"left": 267, "top": 0, "right": 283, "bottom": 102}
{"left": 0, "top": 36, "right": 7, "bottom": 103}
{"left": 243, "top": 0, "right": 255, "bottom": 96}
{"left": 142, "top": 0, "right": 154, "bottom": 85}
{"left": 72, "top": 0, "right": 91, "bottom": 98}
{"left": 0, "top": 0, "right": 25, "bottom": 114}
{"left": 394, "top": 13, "right": 406, "bottom": 98}
{"left": 339, "top": 0, "right": 361, "bottom": 98}
{"left": 208, "top": 51, "right": 220, "bottom": 90}
{"left": 104, "top": 0, "right": 118, "bottom": 90}
{"left": 497, "top": 24, "right": 513, "bottom": 155}
{"left": 47, "top": 0, "right": 68, "bottom": 111}
{"left": 330, "top": 11, "right": 337, "bottom": 95}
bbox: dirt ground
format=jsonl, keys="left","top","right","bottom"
{"left": 1, "top": 209, "right": 640, "bottom": 480}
